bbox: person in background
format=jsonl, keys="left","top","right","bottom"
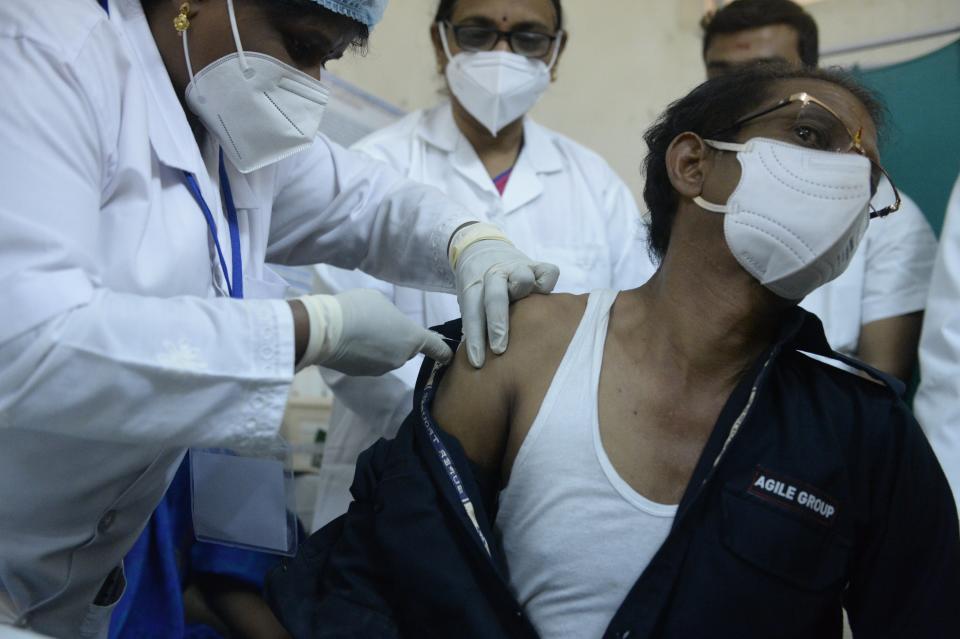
{"left": 310, "top": 0, "right": 657, "bottom": 530}
{"left": 267, "top": 65, "right": 960, "bottom": 639}
{"left": 700, "top": 0, "right": 937, "bottom": 383}
{"left": 915, "top": 172, "right": 960, "bottom": 510}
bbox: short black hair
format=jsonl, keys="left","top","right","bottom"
{"left": 641, "top": 64, "right": 884, "bottom": 262}
{"left": 434, "top": 0, "right": 564, "bottom": 30}
{"left": 701, "top": 0, "right": 819, "bottom": 68}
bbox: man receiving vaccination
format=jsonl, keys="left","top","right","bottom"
{"left": 701, "top": 0, "right": 938, "bottom": 384}
{"left": 268, "top": 67, "right": 960, "bottom": 639}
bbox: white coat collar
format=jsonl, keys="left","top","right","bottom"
{"left": 110, "top": 0, "right": 259, "bottom": 209}
{"left": 418, "top": 103, "right": 564, "bottom": 174}
{"left": 417, "top": 103, "right": 564, "bottom": 213}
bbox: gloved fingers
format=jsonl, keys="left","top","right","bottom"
{"left": 459, "top": 282, "right": 487, "bottom": 368}
{"left": 505, "top": 263, "right": 536, "bottom": 300}
{"left": 531, "top": 261, "right": 560, "bottom": 294}
{"left": 418, "top": 330, "right": 453, "bottom": 365}
{"left": 483, "top": 269, "right": 510, "bottom": 355}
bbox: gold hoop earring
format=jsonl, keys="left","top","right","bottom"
{"left": 173, "top": 3, "right": 191, "bottom": 33}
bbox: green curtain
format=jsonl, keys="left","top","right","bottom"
{"left": 852, "top": 38, "right": 960, "bottom": 237}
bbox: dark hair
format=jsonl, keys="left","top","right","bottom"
{"left": 141, "top": 0, "right": 369, "bottom": 51}
{"left": 641, "top": 65, "right": 885, "bottom": 262}
{"left": 434, "top": 0, "right": 564, "bottom": 30}
{"left": 701, "top": 0, "right": 819, "bottom": 68}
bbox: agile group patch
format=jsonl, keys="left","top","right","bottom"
{"left": 747, "top": 467, "right": 838, "bottom": 526}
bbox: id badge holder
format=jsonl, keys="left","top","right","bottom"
{"left": 189, "top": 438, "right": 298, "bottom": 556}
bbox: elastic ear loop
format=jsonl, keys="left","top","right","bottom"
{"left": 437, "top": 22, "right": 454, "bottom": 62}
{"left": 184, "top": 1, "right": 250, "bottom": 92}
{"left": 225, "top": 0, "right": 251, "bottom": 73}
{"left": 546, "top": 30, "right": 563, "bottom": 70}
{"left": 182, "top": 21, "right": 195, "bottom": 83}
{"left": 693, "top": 139, "right": 747, "bottom": 213}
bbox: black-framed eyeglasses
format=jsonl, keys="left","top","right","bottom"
{"left": 710, "top": 92, "right": 901, "bottom": 219}
{"left": 443, "top": 21, "right": 562, "bottom": 59}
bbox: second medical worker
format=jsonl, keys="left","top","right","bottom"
{"left": 311, "top": 0, "right": 658, "bottom": 529}
{"left": 0, "top": 0, "right": 560, "bottom": 636}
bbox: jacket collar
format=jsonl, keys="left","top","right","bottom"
{"left": 787, "top": 306, "right": 905, "bottom": 395}
{"left": 418, "top": 104, "right": 564, "bottom": 172}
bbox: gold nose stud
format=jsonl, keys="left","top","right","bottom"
{"left": 173, "top": 3, "right": 191, "bottom": 33}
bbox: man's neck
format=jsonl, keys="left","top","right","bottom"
{"left": 450, "top": 99, "right": 524, "bottom": 179}
{"left": 620, "top": 239, "right": 789, "bottom": 388}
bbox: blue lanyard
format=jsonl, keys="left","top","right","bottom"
{"left": 95, "top": 0, "right": 242, "bottom": 299}
{"left": 182, "top": 150, "right": 244, "bottom": 299}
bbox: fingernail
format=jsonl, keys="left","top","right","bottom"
{"left": 469, "top": 344, "right": 484, "bottom": 368}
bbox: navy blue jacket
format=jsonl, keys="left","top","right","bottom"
{"left": 267, "top": 308, "right": 960, "bottom": 638}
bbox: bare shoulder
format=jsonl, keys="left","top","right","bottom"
{"left": 499, "top": 292, "right": 588, "bottom": 373}
{"left": 431, "top": 292, "right": 588, "bottom": 474}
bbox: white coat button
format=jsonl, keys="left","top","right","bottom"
{"left": 98, "top": 510, "right": 117, "bottom": 533}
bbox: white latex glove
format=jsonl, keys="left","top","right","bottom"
{"left": 453, "top": 233, "right": 560, "bottom": 368}
{"left": 296, "top": 289, "right": 452, "bottom": 376}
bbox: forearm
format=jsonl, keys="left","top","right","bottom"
{"left": 856, "top": 311, "right": 924, "bottom": 382}
{"left": 0, "top": 288, "right": 294, "bottom": 446}
{"left": 198, "top": 576, "right": 291, "bottom": 639}
{"left": 267, "top": 141, "right": 476, "bottom": 293}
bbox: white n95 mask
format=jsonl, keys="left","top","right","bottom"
{"left": 694, "top": 137, "right": 873, "bottom": 300}
{"left": 439, "top": 25, "right": 561, "bottom": 137}
{"left": 184, "top": 0, "right": 330, "bottom": 173}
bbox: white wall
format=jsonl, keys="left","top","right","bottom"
{"left": 329, "top": 0, "right": 960, "bottom": 202}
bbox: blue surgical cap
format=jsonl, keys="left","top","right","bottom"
{"left": 310, "top": 0, "right": 388, "bottom": 28}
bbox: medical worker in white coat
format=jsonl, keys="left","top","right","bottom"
{"left": 0, "top": 0, "right": 560, "bottom": 636}
{"left": 311, "top": 0, "right": 658, "bottom": 530}
{"left": 915, "top": 172, "right": 960, "bottom": 512}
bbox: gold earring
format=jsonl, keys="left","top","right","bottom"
{"left": 173, "top": 3, "right": 191, "bottom": 33}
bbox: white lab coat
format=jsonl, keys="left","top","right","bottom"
{"left": 0, "top": 1, "right": 474, "bottom": 636}
{"left": 311, "top": 103, "right": 657, "bottom": 530}
{"left": 915, "top": 172, "right": 960, "bottom": 511}
{"left": 800, "top": 179, "right": 937, "bottom": 358}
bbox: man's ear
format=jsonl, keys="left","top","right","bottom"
{"left": 665, "top": 132, "right": 711, "bottom": 200}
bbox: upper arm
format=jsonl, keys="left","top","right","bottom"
{"left": 431, "top": 294, "right": 586, "bottom": 485}
{"left": 0, "top": 20, "right": 116, "bottom": 341}
{"left": 431, "top": 341, "right": 513, "bottom": 481}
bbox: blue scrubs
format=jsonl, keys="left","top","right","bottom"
{"left": 109, "top": 459, "right": 283, "bottom": 639}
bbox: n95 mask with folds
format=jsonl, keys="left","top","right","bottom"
{"left": 694, "top": 137, "right": 873, "bottom": 300}
{"left": 184, "top": 0, "right": 331, "bottom": 173}
{"left": 439, "top": 25, "right": 560, "bottom": 137}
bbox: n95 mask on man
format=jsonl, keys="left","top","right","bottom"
{"left": 694, "top": 137, "right": 872, "bottom": 300}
